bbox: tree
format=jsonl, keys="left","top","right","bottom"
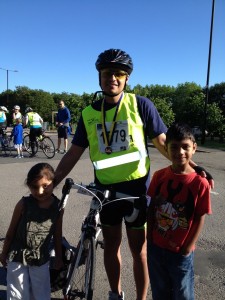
{"left": 151, "top": 97, "right": 175, "bottom": 127}
{"left": 206, "top": 102, "right": 225, "bottom": 140}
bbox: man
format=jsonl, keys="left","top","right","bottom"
{"left": 55, "top": 100, "right": 71, "bottom": 153}
{"left": 54, "top": 49, "right": 213, "bottom": 300}
{"left": 24, "top": 107, "right": 43, "bottom": 157}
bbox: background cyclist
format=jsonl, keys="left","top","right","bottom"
{"left": 24, "top": 107, "right": 43, "bottom": 157}
{"left": 0, "top": 106, "right": 8, "bottom": 130}
{"left": 12, "top": 105, "right": 22, "bottom": 126}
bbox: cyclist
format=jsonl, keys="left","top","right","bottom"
{"left": 24, "top": 107, "right": 43, "bottom": 157}
{"left": 0, "top": 106, "right": 8, "bottom": 130}
{"left": 54, "top": 49, "right": 214, "bottom": 300}
{"left": 12, "top": 105, "right": 22, "bottom": 126}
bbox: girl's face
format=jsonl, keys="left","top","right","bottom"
{"left": 29, "top": 175, "right": 53, "bottom": 203}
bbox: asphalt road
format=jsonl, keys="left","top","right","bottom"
{"left": 0, "top": 133, "right": 224, "bottom": 299}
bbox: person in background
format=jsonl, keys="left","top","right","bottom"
{"left": 11, "top": 117, "right": 24, "bottom": 158}
{"left": 0, "top": 106, "right": 8, "bottom": 129}
{"left": 147, "top": 123, "right": 212, "bottom": 300}
{"left": 12, "top": 105, "right": 22, "bottom": 126}
{"left": 24, "top": 107, "right": 43, "bottom": 157}
{"left": 0, "top": 163, "right": 64, "bottom": 300}
{"left": 55, "top": 100, "right": 71, "bottom": 154}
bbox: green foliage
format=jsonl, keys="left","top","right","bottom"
{"left": 150, "top": 97, "right": 175, "bottom": 127}
{"left": 206, "top": 103, "right": 225, "bottom": 137}
{"left": 1, "top": 82, "right": 224, "bottom": 138}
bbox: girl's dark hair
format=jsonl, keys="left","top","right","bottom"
{"left": 166, "top": 123, "right": 196, "bottom": 144}
{"left": 26, "top": 163, "right": 55, "bottom": 187}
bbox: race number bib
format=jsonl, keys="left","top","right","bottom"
{"left": 96, "top": 120, "right": 130, "bottom": 153}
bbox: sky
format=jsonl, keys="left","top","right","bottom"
{"left": 0, "top": 0, "right": 225, "bottom": 96}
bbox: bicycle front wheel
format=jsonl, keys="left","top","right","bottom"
{"left": 41, "top": 136, "right": 55, "bottom": 158}
{"left": 64, "top": 236, "right": 96, "bottom": 300}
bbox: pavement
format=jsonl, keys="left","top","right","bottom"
{"left": 0, "top": 135, "right": 225, "bottom": 299}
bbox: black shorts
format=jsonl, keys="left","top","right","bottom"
{"left": 100, "top": 198, "right": 147, "bottom": 229}
{"left": 30, "top": 127, "right": 42, "bottom": 142}
{"left": 58, "top": 126, "right": 68, "bottom": 139}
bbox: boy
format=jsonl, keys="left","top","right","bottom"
{"left": 11, "top": 118, "right": 23, "bottom": 158}
{"left": 147, "top": 123, "right": 212, "bottom": 300}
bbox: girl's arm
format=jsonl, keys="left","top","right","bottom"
{"left": 0, "top": 200, "right": 23, "bottom": 267}
{"left": 53, "top": 210, "right": 64, "bottom": 269}
{"left": 179, "top": 214, "right": 205, "bottom": 255}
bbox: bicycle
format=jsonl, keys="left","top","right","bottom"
{"left": 23, "top": 130, "right": 56, "bottom": 158}
{"left": 59, "top": 178, "right": 147, "bottom": 300}
{"left": 0, "top": 128, "right": 14, "bottom": 156}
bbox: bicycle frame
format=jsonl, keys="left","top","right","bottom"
{"left": 60, "top": 178, "right": 144, "bottom": 300}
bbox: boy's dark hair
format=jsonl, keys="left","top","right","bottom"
{"left": 26, "top": 163, "right": 55, "bottom": 187}
{"left": 166, "top": 123, "right": 196, "bottom": 144}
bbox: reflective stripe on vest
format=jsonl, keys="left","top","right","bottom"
{"left": 93, "top": 148, "right": 148, "bottom": 170}
{"left": 82, "top": 93, "right": 150, "bottom": 185}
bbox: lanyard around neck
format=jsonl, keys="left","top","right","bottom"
{"left": 101, "top": 98, "right": 122, "bottom": 149}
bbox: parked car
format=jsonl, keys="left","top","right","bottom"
{"left": 192, "top": 126, "right": 208, "bottom": 140}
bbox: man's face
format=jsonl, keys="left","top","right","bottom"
{"left": 58, "top": 101, "right": 65, "bottom": 109}
{"left": 100, "top": 68, "right": 129, "bottom": 96}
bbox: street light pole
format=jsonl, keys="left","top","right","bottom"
{"left": 201, "top": 0, "right": 216, "bottom": 144}
{"left": 0, "top": 67, "right": 18, "bottom": 105}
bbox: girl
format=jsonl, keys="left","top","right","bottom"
{"left": 0, "top": 163, "right": 64, "bottom": 300}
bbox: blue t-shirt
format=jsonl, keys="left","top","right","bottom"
{"left": 72, "top": 94, "right": 167, "bottom": 196}
{"left": 12, "top": 123, "right": 23, "bottom": 145}
{"left": 56, "top": 107, "right": 71, "bottom": 125}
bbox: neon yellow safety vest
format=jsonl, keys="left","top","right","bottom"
{"left": 27, "top": 112, "right": 42, "bottom": 127}
{"left": 82, "top": 93, "right": 150, "bottom": 185}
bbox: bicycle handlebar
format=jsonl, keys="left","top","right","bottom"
{"left": 59, "top": 178, "right": 147, "bottom": 224}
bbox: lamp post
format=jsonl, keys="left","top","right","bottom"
{"left": 201, "top": 0, "right": 215, "bottom": 144}
{"left": 0, "top": 67, "right": 18, "bottom": 105}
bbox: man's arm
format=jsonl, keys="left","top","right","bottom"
{"left": 54, "top": 144, "right": 85, "bottom": 187}
{"left": 151, "top": 133, "right": 169, "bottom": 159}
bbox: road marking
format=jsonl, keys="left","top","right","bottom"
{"left": 210, "top": 191, "right": 219, "bottom": 195}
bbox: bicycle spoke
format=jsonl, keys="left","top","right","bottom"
{"left": 64, "top": 236, "right": 95, "bottom": 300}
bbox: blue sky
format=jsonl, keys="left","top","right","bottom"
{"left": 0, "top": 0, "right": 225, "bottom": 95}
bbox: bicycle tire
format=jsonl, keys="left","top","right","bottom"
{"left": 41, "top": 136, "right": 55, "bottom": 158}
{"left": 23, "top": 134, "right": 38, "bottom": 154}
{"left": 6, "top": 136, "right": 14, "bottom": 156}
{"left": 64, "top": 236, "right": 96, "bottom": 300}
{"left": 1, "top": 135, "right": 13, "bottom": 156}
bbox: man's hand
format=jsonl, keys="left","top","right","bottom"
{"left": 193, "top": 166, "right": 214, "bottom": 189}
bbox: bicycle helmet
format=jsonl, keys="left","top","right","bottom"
{"left": 95, "top": 49, "right": 133, "bottom": 75}
{"left": 25, "top": 107, "right": 33, "bottom": 113}
{"left": 14, "top": 105, "right": 20, "bottom": 110}
{"left": 0, "top": 106, "right": 8, "bottom": 112}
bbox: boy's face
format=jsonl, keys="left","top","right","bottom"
{"left": 165, "top": 138, "right": 197, "bottom": 168}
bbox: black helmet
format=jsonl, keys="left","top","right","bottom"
{"left": 95, "top": 49, "right": 133, "bottom": 75}
{"left": 25, "top": 107, "right": 33, "bottom": 113}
